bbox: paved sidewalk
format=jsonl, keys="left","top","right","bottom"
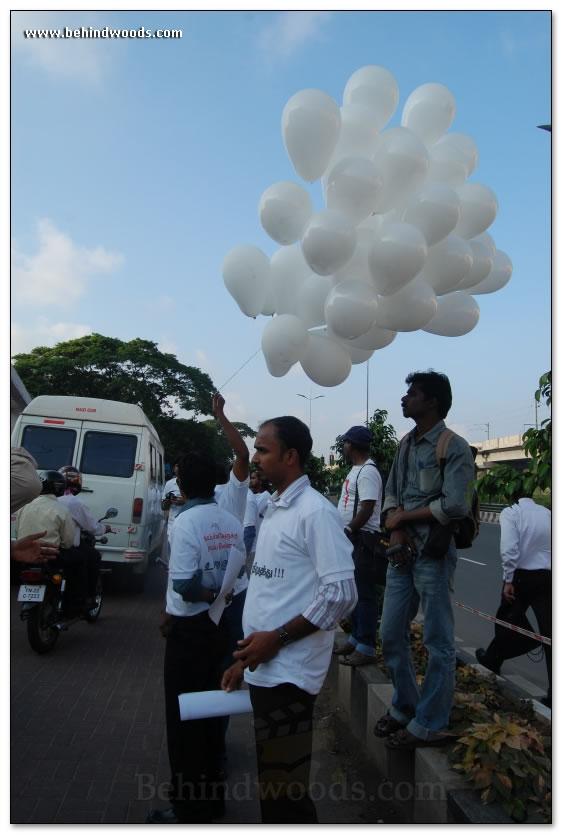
{"left": 11, "top": 563, "right": 395, "bottom": 825}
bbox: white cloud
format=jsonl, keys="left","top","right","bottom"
{"left": 195, "top": 349, "right": 212, "bottom": 371}
{"left": 11, "top": 318, "right": 93, "bottom": 356}
{"left": 12, "top": 219, "right": 124, "bottom": 310}
{"left": 257, "top": 12, "right": 332, "bottom": 60}
{"left": 11, "top": 11, "right": 116, "bottom": 84}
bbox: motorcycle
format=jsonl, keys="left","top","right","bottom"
{"left": 18, "top": 508, "right": 118, "bottom": 654}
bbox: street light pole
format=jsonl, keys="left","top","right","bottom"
{"left": 297, "top": 392, "right": 325, "bottom": 432}
{"left": 474, "top": 423, "right": 490, "bottom": 440}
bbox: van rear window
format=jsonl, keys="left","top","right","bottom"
{"left": 80, "top": 431, "right": 137, "bottom": 478}
{"left": 22, "top": 426, "right": 76, "bottom": 470}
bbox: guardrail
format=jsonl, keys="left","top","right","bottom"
{"left": 479, "top": 502, "right": 506, "bottom": 523}
{"left": 479, "top": 502, "right": 506, "bottom": 514}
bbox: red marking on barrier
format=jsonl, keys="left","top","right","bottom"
{"left": 454, "top": 599, "right": 551, "bottom": 646}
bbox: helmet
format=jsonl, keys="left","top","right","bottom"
{"left": 39, "top": 470, "right": 66, "bottom": 497}
{"left": 59, "top": 465, "right": 83, "bottom": 495}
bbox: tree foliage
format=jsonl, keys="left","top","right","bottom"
{"left": 475, "top": 372, "right": 551, "bottom": 506}
{"left": 330, "top": 408, "right": 398, "bottom": 493}
{"left": 305, "top": 453, "right": 332, "bottom": 495}
{"left": 12, "top": 333, "right": 215, "bottom": 424}
{"left": 155, "top": 416, "right": 256, "bottom": 473}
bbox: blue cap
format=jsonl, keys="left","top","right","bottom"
{"left": 338, "top": 426, "right": 373, "bottom": 446}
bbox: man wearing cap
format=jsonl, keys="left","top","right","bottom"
{"left": 335, "top": 425, "right": 383, "bottom": 666}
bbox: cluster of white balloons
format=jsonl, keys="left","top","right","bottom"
{"left": 223, "top": 65, "right": 513, "bottom": 387}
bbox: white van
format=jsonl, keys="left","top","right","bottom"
{"left": 11, "top": 395, "right": 166, "bottom": 592}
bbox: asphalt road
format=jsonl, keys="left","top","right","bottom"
{"left": 451, "top": 523, "right": 549, "bottom": 695}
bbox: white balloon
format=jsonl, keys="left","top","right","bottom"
{"left": 261, "top": 274, "right": 277, "bottom": 316}
{"left": 222, "top": 245, "right": 270, "bottom": 318}
{"left": 261, "top": 314, "right": 309, "bottom": 377}
{"left": 301, "top": 209, "right": 357, "bottom": 276}
{"left": 282, "top": 89, "right": 341, "bottom": 183}
{"left": 331, "top": 238, "right": 372, "bottom": 286}
{"left": 270, "top": 246, "right": 313, "bottom": 315}
{"left": 456, "top": 235, "right": 495, "bottom": 290}
{"left": 296, "top": 274, "right": 332, "bottom": 328}
{"left": 343, "top": 65, "right": 399, "bottom": 131}
{"left": 463, "top": 250, "right": 512, "bottom": 295}
{"left": 376, "top": 279, "right": 438, "bottom": 331}
{"left": 258, "top": 181, "right": 313, "bottom": 245}
{"left": 325, "top": 278, "right": 379, "bottom": 338}
{"left": 368, "top": 222, "right": 428, "bottom": 295}
{"left": 401, "top": 183, "right": 461, "bottom": 246}
{"left": 324, "top": 156, "right": 384, "bottom": 224}
{"left": 372, "top": 127, "right": 430, "bottom": 212}
{"left": 455, "top": 182, "right": 498, "bottom": 239}
{"left": 427, "top": 132, "right": 479, "bottom": 187}
{"left": 401, "top": 83, "right": 456, "bottom": 144}
{"left": 423, "top": 293, "right": 480, "bottom": 336}
{"left": 341, "top": 342, "right": 375, "bottom": 365}
{"left": 416, "top": 234, "right": 473, "bottom": 295}
{"left": 342, "top": 322, "right": 397, "bottom": 351}
{"left": 330, "top": 103, "right": 380, "bottom": 161}
{"left": 300, "top": 332, "right": 352, "bottom": 387}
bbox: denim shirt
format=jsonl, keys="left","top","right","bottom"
{"left": 383, "top": 420, "right": 475, "bottom": 552}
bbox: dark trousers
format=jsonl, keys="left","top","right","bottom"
{"left": 350, "top": 574, "right": 379, "bottom": 654}
{"left": 163, "top": 611, "right": 229, "bottom": 822}
{"left": 484, "top": 568, "right": 551, "bottom": 694}
{"left": 219, "top": 590, "right": 246, "bottom": 754}
{"left": 248, "top": 682, "right": 318, "bottom": 824}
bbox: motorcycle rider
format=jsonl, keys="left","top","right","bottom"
{"left": 15, "top": 471, "right": 75, "bottom": 553}
{"left": 57, "top": 466, "right": 111, "bottom": 612}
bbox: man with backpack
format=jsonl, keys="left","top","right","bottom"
{"left": 374, "top": 370, "right": 476, "bottom": 750}
{"left": 334, "top": 425, "right": 384, "bottom": 666}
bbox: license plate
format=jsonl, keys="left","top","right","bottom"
{"left": 18, "top": 584, "right": 46, "bottom": 603}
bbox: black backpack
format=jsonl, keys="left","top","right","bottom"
{"left": 435, "top": 429, "right": 480, "bottom": 549}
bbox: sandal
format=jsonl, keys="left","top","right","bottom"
{"left": 338, "top": 650, "right": 376, "bottom": 667}
{"left": 384, "top": 728, "right": 449, "bottom": 750}
{"left": 333, "top": 641, "right": 355, "bottom": 656}
{"left": 373, "top": 712, "right": 406, "bottom": 738}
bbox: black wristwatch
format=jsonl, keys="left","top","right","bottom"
{"left": 278, "top": 625, "right": 292, "bottom": 647}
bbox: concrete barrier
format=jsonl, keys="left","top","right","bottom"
{"left": 327, "top": 633, "right": 526, "bottom": 823}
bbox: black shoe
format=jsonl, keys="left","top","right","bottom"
{"left": 475, "top": 648, "right": 501, "bottom": 675}
{"left": 146, "top": 808, "right": 179, "bottom": 824}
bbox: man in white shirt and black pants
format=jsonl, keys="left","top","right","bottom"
{"left": 476, "top": 495, "right": 551, "bottom": 707}
{"left": 222, "top": 416, "right": 357, "bottom": 824}
{"left": 335, "top": 425, "right": 384, "bottom": 666}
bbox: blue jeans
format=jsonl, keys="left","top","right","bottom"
{"left": 379, "top": 545, "right": 457, "bottom": 740}
{"left": 348, "top": 576, "right": 379, "bottom": 656}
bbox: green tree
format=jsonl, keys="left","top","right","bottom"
{"left": 305, "top": 453, "right": 332, "bottom": 495}
{"left": 12, "top": 333, "right": 215, "bottom": 424}
{"left": 329, "top": 408, "right": 398, "bottom": 494}
{"left": 475, "top": 372, "right": 551, "bottom": 506}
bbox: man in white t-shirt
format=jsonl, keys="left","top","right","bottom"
{"left": 148, "top": 451, "right": 246, "bottom": 825}
{"left": 222, "top": 416, "right": 357, "bottom": 824}
{"left": 335, "top": 425, "right": 384, "bottom": 667}
{"left": 249, "top": 470, "right": 270, "bottom": 555}
{"left": 161, "top": 460, "right": 185, "bottom": 557}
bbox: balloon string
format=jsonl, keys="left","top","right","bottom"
{"left": 218, "top": 347, "right": 262, "bottom": 391}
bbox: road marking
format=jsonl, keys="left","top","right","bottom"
{"left": 459, "top": 557, "right": 486, "bottom": 565}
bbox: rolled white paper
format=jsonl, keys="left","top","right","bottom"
{"left": 178, "top": 689, "right": 252, "bottom": 721}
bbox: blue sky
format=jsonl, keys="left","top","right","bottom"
{"left": 10, "top": 10, "right": 552, "bottom": 461}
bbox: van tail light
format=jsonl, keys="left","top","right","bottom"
{"left": 132, "top": 498, "right": 143, "bottom": 523}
